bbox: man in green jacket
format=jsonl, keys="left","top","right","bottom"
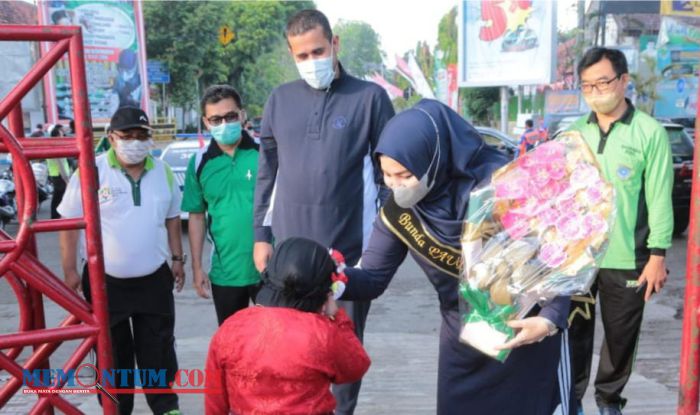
{"left": 181, "top": 85, "right": 260, "bottom": 325}
{"left": 568, "top": 47, "right": 673, "bottom": 415}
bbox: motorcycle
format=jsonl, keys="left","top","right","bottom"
{"left": 31, "top": 161, "right": 53, "bottom": 207}
{"left": 0, "top": 168, "right": 16, "bottom": 230}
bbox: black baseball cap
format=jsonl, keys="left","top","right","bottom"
{"left": 109, "top": 106, "right": 152, "bottom": 131}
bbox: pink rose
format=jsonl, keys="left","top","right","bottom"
{"left": 556, "top": 212, "right": 586, "bottom": 240}
{"left": 583, "top": 212, "right": 608, "bottom": 237}
{"left": 538, "top": 207, "right": 560, "bottom": 228}
{"left": 511, "top": 197, "right": 545, "bottom": 218}
{"left": 494, "top": 172, "right": 530, "bottom": 199}
{"left": 556, "top": 196, "right": 579, "bottom": 214}
{"left": 547, "top": 158, "right": 568, "bottom": 181}
{"left": 535, "top": 179, "right": 565, "bottom": 201}
{"left": 500, "top": 211, "right": 531, "bottom": 240}
{"left": 531, "top": 165, "right": 552, "bottom": 187}
{"left": 570, "top": 163, "right": 600, "bottom": 189}
{"left": 518, "top": 153, "right": 539, "bottom": 170}
{"left": 583, "top": 187, "right": 604, "bottom": 205}
{"left": 538, "top": 243, "right": 568, "bottom": 268}
{"left": 538, "top": 141, "right": 567, "bottom": 159}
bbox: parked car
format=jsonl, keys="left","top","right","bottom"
{"left": 663, "top": 123, "right": 694, "bottom": 236}
{"left": 501, "top": 26, "right": 538, "bottom": 52}
{"left": 686, "top": 128, "right": 695, "bottom": 141}
{"left": 160, "top": 139, "right": 210, "bottom": 220}
{"left": 475, "top": 126, "right": 519, "bottom": 159}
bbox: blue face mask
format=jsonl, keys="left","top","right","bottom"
{"left": 210, "top": 121, "right": 242, "bottom": 145}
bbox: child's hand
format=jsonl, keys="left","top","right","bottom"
{"left": 322, "top": 294, "right": 338, "bottom": 320}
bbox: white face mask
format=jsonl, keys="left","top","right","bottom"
{"left": 115, "top": 138, "right": 152, "bottom": 165}
{"left": 296, "top": 43, "right": 336, "bottom": 89}
{"left": 584, "top": 92, "right": 621, "bottom": 115}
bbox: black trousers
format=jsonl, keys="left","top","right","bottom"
{"left": 50, "top": 176, "right": 66, "bottom": 220}
{"left": 568, "top": 268, "right": 645, "bottom": 408}
{"left": 332, "top": 299, "right": 372, "bottom": 415}
{"left": 211, "top": 283, "right": 259, "bottom": 326}
{"left": 83, "top": 263, "right": 179, "bottom": 415}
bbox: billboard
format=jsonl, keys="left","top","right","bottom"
{"left": 660, "top": 1, "right": 700, "bottom": 17}
{"left": 38, "top": 0, "right": 149, "bottom": 124}
{"left": 458, "top": 0, "right": 556, "bottom": 87}
{"left": 654, "top": 17, "right": 700, "bottom": 118}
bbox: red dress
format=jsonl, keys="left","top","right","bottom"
{"left": 205, "top": 307, "right": 370, "bottom": 415}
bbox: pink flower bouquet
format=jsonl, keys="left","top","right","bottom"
{"left": 459, "top": 131, "right": 615, "bottom": 361}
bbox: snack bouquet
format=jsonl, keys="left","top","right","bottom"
{"left": 459, "top": 131, "right": 615, "bottom": 361}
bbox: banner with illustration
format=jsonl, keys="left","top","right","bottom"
{"left": 653, "top": 17, "right": 700, "bottom": 118}
{"left": 458, "top": 0, "right": 556, "bottom": 87}
{"left": 38, "top": 0, "right": 149, "bottom": 124}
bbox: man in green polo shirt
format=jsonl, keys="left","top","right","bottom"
{"left": 568, "top": 48, "right": 673, "bottom": 415}
{"left": 182, "top": 85, "right": 260, "bottom": 325}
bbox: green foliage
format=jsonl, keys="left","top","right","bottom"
{"left": 334, "top": 20, "right": 385, "bottom": 78}
{"left": 143, "top": 1, "right": 312, "bottom": 110}
{"left": 462, "top": 88, "right": 500, "bottom": 124}
{"left": 414, "top": 41, "right": 434, "bottom": 89}
{"left": 629, "top": 55, "right": 661, "bottom": 115}
{"left": 391, "top": 94, "right": 423, "bottom": 113}
{"left": 435, "top": 5, "right": 498, "bottom": 121}
{"left": 437, "top": 6, "right": 458, "bottom": 64}
{"left": 239, "top": 41, "right": 299, "bottom": 116}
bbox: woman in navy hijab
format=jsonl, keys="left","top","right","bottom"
{"left": 343, "top": 99, "right": 573, "bottom": 414}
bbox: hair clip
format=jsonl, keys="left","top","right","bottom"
{"left": 329, "top": 248, "right": 348, "bottom": 300}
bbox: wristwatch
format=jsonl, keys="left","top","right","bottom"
{"left": 171, "top": 254, "right": 187, "bottom": 265}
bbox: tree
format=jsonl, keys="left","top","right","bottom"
{"left": 435, "top": 5, "right": 498, "bottom": 122}
{"left": 462, "top": 88, "right": 500, "bottom": 124}
{"left": 629, "top": 55, "right": 661, "bottom": 115}
{"left": 437, "top": 6, "right": 458, "bottom": 64}
{"left": 143, "top": 1, "right": 312, "bottom": 111}
{"left": 333, "top": 20, "right": 385, "bottom": 78}
{"left": 239, "top": 40, "right": 299, "bottom": 116}
{"left": 414, "top": 41, "right": 435, "bottom": 90}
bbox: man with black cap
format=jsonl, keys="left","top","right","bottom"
{"left": 58, "top": 106, "right": 184, "bottom": 415}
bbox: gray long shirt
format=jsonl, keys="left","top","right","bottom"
{"left": 254, "top": 66, "right": 395, "bottom": 264}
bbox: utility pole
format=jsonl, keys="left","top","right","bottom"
{"left": 500, "top": 86, "right": 508, "bottom": 133}
{"left": 517, "top": 85, "right": 523, "bottom": 114}
{"left": 574, "top": 0, "right": 586, "bottom": 85}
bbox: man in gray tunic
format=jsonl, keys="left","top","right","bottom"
{"left": 253, "top": 9, "right": 395, "bottom": 414}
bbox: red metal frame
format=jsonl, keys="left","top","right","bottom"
{"left": 679, "top": 71, "right": 700, "bottom": 415}
{"left": 0, "top": 25, "right": 114, "bottom": 414}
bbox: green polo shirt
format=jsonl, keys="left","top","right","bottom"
{"left": 181, "top": 141, "right": 259, "bottom": 287}
{"left": 569, "top": 101, "right": 673, "bottom": 270}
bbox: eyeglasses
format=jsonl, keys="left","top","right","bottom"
{"left": 580, "top": 74, "right": 622, "bottom": 94}
{"left": 111, "top": 130, "right": 151, "bottom": 141}
{"left": 206, "top": 111, "right": 240, "bottom": 126}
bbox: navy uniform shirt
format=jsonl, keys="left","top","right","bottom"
{"left": 254, "top": 64, "right": 395, "bottom": 264}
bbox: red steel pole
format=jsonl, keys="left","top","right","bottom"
{"left": 68, "top": 29, "right": 116, "bottom": 415}
{"left": 7, "top": 103, "right": 54, "bottom": 415}
{"left": 678, "top": 74, "right": 700, "bottom": 415}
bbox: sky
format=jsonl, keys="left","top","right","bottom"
{"left": 315, "top": 0, "right": 579, "bottom": 67}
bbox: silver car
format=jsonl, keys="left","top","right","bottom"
{"left": 160, "top": 139, "right": 210, "bottom": 220}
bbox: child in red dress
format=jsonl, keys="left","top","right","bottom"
{"left": 205, "top": 237, "right": 370, "bottom": 415}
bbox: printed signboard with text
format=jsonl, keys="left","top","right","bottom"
{"left": 38, "top": 0, "right": 150, "bottom": 124}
